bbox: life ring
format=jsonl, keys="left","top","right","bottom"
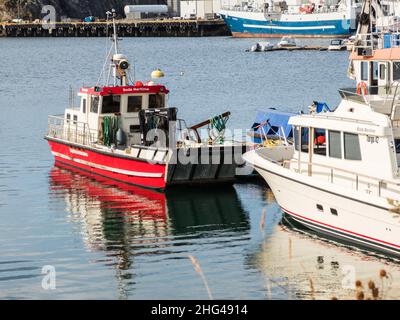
{"left": 356, "top": 81, "right": 367, "bottom": 95}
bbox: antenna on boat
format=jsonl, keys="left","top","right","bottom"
{"left": 96, "top": 9, "right": 133, "bottom": 87}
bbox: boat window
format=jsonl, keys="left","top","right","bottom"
{"left": 73, "top": 115, "right": 78, "bottom": 124}
{"left": 91, "top": 96, "right": 99, "bottom": 113}
{"left": 395, "top": 139, "right": 400, "bottom": 153}
{"left": 380, "top": 64, "right": 386, "bottom": 80}
{"left": 328, "top": 130, "right": 342, "bottom": 159}
{"left": 82, "top": 99, "right": 86, "bottom": 114}
{"left": 361, "top": 62, "right": 368, "bottom": 81}
{"left": 393, "top": 62, "right": 400, "bottom": 81}
{"left": 66, "top": 113, "right": 71, "bottom": 122}
{"left": 149, "top": 94, "right": 164, "bottom": 109}
{"left": 102, "top": 95, "right": 121, "bottom": 114}
{"left": 294, "top": 126, "right": 300, "bottom": 151}
{"left": 127, "top": 96, "right": 142, "bottom": 113}
{"left": 372, "top": 62, "right": 378, "bottom": 83}
{"left": 301, "top": 127, "right": 309, "bottom": 153}
{"left": 313, "top": 128, "right": 326, "bottom": 156}
{"left": 344, "top": 133, "right": 362, "bottom": 160}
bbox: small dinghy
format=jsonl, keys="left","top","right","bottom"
{"left": 277, "top": 36, "right": 297, "bottom": 48}
{"left": 250, "top": 41, "right": 274, "bottom": 52}
{"left": 328, "top": 39, "right": 347, "bottom": 51}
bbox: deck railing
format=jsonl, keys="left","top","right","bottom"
{"left": 220, "top": 4, "right": 343, "bottom": 14}
{"left": 339, "top": 84, "right": 400, "bottom": 109}
{"left": 47, "top": 115, "right": 97, "bottom": 146}
{"left": 354, "top": 32, "right": 400, "bottom": 52}
{"left": 284, "top": 159, "right": 400, "bottom": 203}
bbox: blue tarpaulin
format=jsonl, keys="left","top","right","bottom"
{"left": 250, "top": 109, "right": 295, "bottom": 144}
{"left": 250, "top": 103, "right": 331, "bottom": 144}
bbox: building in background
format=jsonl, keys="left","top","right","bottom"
{"left": 180, "top": 0, "right": 230, "bottom": 19}
{"left": 124, "top": 0, "right": 181, "bottom": 19}
{"left": 124, "top": 5, "right": 169, "bottom": 19}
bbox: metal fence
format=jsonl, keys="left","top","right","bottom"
{"left": 47, "top": 115, "right": 97, "bottom": 146}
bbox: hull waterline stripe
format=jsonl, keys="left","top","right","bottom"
{"left": 45, "top": 136, "right": 166, "bottom": 164}
{"left": 253, "top": 164, "right": 388, "bottom": 211}
{"left": 54, "top": 159, "right": 165, "bottom": 192}
{"left": 282, "top": 207, "right": 400, "bottom": 250}
{"left": 286, "top": 214, "right": 398, "bottom": 254}
{"left": 52, "top": 151, "right": 163, "bottom": 178}
{"left": 243, "top": 24, "right": 336, "bottom": 30}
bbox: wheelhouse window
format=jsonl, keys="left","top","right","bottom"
{"left": 66, "top": 113, "right": 71, "bottom": 122}
{"left": 149, "top": 94, "right": 164, "bottom": 109}
{"left": 82, "top": 99, "right": 86, "bottom": 114}
{"left": 328, "top": 130, "right": 342, "bottom": 159}
{"left": 90, "top": 96, "right": 99, "bottom": 113}
{"left": 313, "top": 128, "right": 326, "bottom": 156}
{"left": 301, "top": 127, "right": 309, "bottom": 153}
{"left": 127, "top": 96, "right": 142, "bottom": 112}
{"left": 361, "top": 61, "right": 368, "bottom": 81}
{"left": 393, "top": 62, "right": 400, "bottom": 81}
{"left": 73, "top": 115, "right": 78, "bottom": 124}
{"left": 102, "top": 95, "right": 121, "bottom": 114}
{"left": 344, "top": 133, "right": 362, "bottom": 160}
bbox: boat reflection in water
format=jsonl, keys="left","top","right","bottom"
{"left": 48, "top": 163, "right": 250, "bottom": 298}
{"left": 250, "top": 213, "right": 400, "bottom": 300}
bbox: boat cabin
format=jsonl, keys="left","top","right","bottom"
{"left": 287, "top": 100, "right": 398, "bottom": 184}
{"left": 63, "top": 82, "right": 170, "bottom": 147}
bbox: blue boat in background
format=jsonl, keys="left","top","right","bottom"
{"left": 219, "top": 0, "right": 361, "bottom": 38}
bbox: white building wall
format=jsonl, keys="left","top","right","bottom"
{"left": 180, "top": 0, "right": 227, "bottom": 18}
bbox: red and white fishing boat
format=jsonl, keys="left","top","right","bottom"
{"left": 45, "top": 10, "right": 249, "bottom": 190}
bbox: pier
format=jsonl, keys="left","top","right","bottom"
{"left": 0, "top": 19, "right": 230, "bottom": 37}
{"left": 246, "top": 46, "right": 335, "bottom": 52}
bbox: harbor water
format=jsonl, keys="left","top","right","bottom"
{"left": 1, "top": 37, "right": 400, "bottom": 299}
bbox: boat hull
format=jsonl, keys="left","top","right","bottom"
{"left": 220, "top": 10, "right": 355, "bottom": 38}
{"left": 244, "top": 150, "right": 400, "bottom": 257}
{"left": 47, "top": 138, "right": 167, "bottom": 190}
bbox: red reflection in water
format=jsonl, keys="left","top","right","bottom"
{"left": 49, "top": 162, "right": 167, "bottom": 221}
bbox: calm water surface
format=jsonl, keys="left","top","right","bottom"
{"left": 1, "top": 37, "right": 400, "bottom": 299}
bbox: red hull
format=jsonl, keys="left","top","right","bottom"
{"left": 47, "top": 139, "right": 166, "bottom": 190}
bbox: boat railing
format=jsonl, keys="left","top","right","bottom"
{"left": 285, "top": 159, "right": 400, "bottom": 201}
{"left": 339, "top": 85, "right": 400, "bottom": 106}
{"left": 47, "top": 115, "right": 97, "bottom": 146}
{"left": 220, "top": 4, "right": 342, "bottom": 14}
{"left": 354, "top": 32, "right": 400, "bottom": 51}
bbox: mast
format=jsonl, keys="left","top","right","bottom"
{"left": 97, "top": 9, "right": 132, "bottom": 87}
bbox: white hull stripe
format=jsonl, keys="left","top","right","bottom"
{"left": 52, "top": 151, "right": 164, "bottom": 178}
{"left": 243, "top": 24, "right": 336, "bottom": 30}
{"left": 69, "top": 148, "right": 88, "bottom": 157}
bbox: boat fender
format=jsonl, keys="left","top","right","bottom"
{"left": 116, "top": 128, "right": 126, "bottom": 146}
{"left": 356, "top": 81, "right": 367, "bottom": 95}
